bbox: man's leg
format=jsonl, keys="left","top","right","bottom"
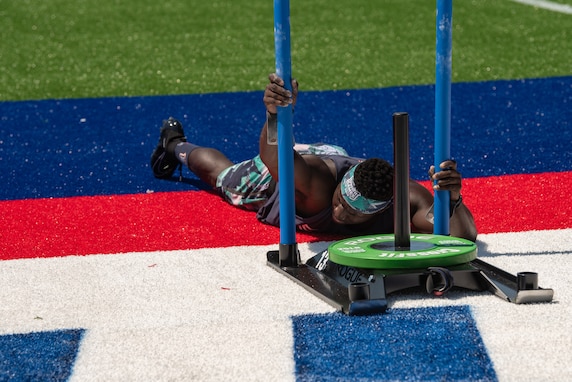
{"left": 151, "top": 117, "right": 233, "bottom": 185}
{"left": 175, "top": 143, "right": 233, "bottom": 188}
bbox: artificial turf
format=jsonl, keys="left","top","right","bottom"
{"left": 1, "top": 0, "right": 571, "bottom": 101}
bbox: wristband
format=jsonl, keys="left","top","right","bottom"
{"left": 266, "top": 111, "right": 278, "bottom": 145}
{"left": 450, "top": 195, "right": 463, "bottom": 217}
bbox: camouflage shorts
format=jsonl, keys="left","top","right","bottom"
{"left": 215, "top": 155, "right": 272, "bottom": 211}
{"left": 215, "top": 143, "right": 348, "bottom": 211}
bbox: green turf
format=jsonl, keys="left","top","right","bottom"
{"left": 1, "top": 0, "right": 571, "bottom": 101}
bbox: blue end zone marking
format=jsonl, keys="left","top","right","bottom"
{"left": 0, "top": 329, "right": 85, "bottom": 381}
{"left": 292, "top": 306, "right": 497, "bottom": 381}
{"left": 1, "top": 76, "right": 570, "bottom": 200}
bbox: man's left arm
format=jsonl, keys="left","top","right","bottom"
{"left": 429, "top": 160, "right": 477, "bottom": 241}
{"left": 410, "top": 161, "right": 478, "bottom": 242}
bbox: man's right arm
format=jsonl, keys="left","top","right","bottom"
{"left": 259, "top": 73, "right": 298, "bottom": 181}
{"left": 258, "top": 74, "right": 335, "bottom": 215}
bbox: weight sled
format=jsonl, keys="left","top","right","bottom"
{"left": 266, "top": 240, "right": 554, "bottom": 316}
{"left": 267, "top": 111, "right": 553, "bottom": 315}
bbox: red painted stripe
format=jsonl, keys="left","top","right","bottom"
{"left": 0, "top": 191, "right": 337, "bottom": 260}
{"left": 445, "top": 171, "right": 572, "bottom": 234}
{"left": 1, "top": 172, "right": 570, "bottom": 260}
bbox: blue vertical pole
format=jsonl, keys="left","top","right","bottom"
{"left": 274, "top": 0, "right": 297, "bottom": 264}
{"left": 434, "top": 0, "right": 452, "bottom": 235}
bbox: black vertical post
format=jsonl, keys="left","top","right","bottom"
{"left": 393, "top": 112, "right": 411, "bottom": 249}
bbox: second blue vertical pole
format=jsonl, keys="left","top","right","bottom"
{"left": 274, "top": 0, "right": 298, "bottom": 265}
{"left": 434, "top": 0, "right": 453, "bottom": 235}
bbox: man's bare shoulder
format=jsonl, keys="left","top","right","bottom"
{"left": 293, "top": 155, "right": 338, "bottom": 216}
{"left": 408, "top": 180, "right": 434, "bottom": 210}
{"left": 301, "top": 154, "right": 338, "bottom": 179}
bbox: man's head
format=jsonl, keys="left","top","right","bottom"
{"left": 332, "top": 158, "right": 394, "bottom": 224}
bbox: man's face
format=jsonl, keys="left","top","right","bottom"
{"left": 331, "top": 184, "right": 373, "bottom": 225}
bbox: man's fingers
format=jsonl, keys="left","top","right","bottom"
{"left": 268, "top": 73, "right": 284, "bottom": 86}
{"left": 265, "top": 74, "right": 296, "bottom": 111}
{"left": 439, "top": 159, "right": 457, "bottom": 170}
{"left": 434, "top": 177, "right": 459, "bottom": 186}
{"left": 264, "top": 91, "right": 292, "bottom": 109}
{"left": 428, "top": 165, "right": 436, "bottom": 179}
{"left": 433, "top": 169, "right": 461, "bottom": 181}
{"left": 292, "top": 78, "right": 298, "bottom": 91}
{"left": 266, "top": 83, "right": 292, "bottom": 103}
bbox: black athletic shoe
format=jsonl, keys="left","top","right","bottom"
{"left": 150, "top": 117, "right": 187, "bottom": 179}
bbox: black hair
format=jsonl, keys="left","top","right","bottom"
{"left": 353, "top": 158, "right": 394, "bottom": 201}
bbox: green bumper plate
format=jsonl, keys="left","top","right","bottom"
{"left": 328, "top": 234, "right": 477, "bottom": 269}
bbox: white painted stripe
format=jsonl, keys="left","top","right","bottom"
{"left": 1, "top": 231, "right": 571, "bottom": 381}
{"left": 510, "top": 0, "right": 572, "bottom": 14}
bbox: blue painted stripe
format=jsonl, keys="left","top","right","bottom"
{"left": 0, "top": 329, "right": 85, "bottom": 381}
{"left": 292, "top": 306, "right": 497, "bottom": 381}
{"left": 1, "top": 76, "right": 570, "bottom": 200}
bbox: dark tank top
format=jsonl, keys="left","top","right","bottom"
{"left": 256, "top": 154, "right": 394, "bottom": 235}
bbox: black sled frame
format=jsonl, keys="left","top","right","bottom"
{"left": 267, "top": 248, "right": 554, "bottom": 315}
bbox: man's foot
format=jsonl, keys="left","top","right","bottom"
{"left": 150, "top": 117, "right": 187, "bottom": 179}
